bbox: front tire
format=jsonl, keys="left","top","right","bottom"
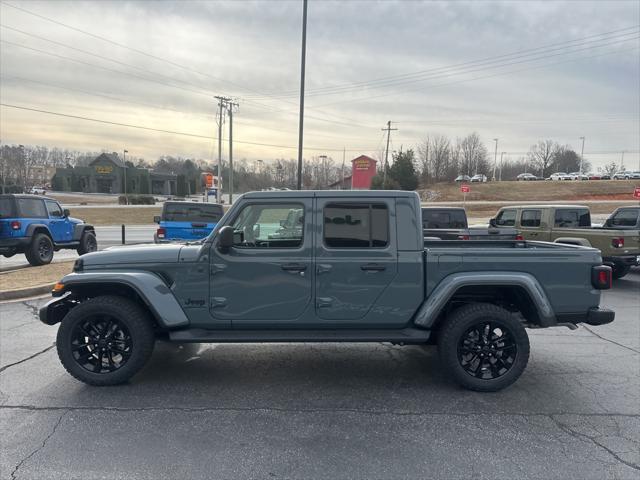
{"left": 438, "top": 303, "right": 530, "bottom": 392}
{"left": 77, "top": 231, "right": 97, "bottom": 255}
{"left": 25, "top": 233, "right": 53, "bottom": 266}
{"left": 57, "top": 296, "right": 155, "bottom": 386}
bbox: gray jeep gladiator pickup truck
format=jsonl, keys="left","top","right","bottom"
{"left": 40, "top": 191, "right": 614, "bottom": 392}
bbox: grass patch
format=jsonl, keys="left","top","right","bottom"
{"left": 0, "top": 261, "right": 74, "bottom": 290}
{"left": 66, "top": 207, "right": 162, "bottom": 225}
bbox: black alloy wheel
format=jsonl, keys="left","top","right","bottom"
{"left": 457, "top": 321, "right": 518, "bottom": 380}
{"left": 70, "top": 315, "right": 132, "bottom": 374}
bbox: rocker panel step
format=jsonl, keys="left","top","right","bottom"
{"left": 168, "top": 327, "right": 431, "bottom": 344}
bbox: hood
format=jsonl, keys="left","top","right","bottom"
{"left": 67, "top": 216, "right": 84, "bottom": 225}
{"left": 81, "top": 243, "right": 185, "bottom": 266}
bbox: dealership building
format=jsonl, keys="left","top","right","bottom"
{"left": 52, "top": 153, "right": 180, "bottom": 195}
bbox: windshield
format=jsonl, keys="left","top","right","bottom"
{"left": 162, "top": 203, "right": 223, "bottom": 223}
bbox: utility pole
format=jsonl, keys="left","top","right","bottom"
{"left": 123, "top": 149, "right": 128, "bottom": 204}
{"left": 296, "top": 0, "right": 308, "bottom": 190}
{"left": 319, "top": 155, "right": 328, "bottom": 189}
{"left": 226, "top": 99, "right": 239, "bottom": 204}
{"left": 341, "top": 147, "right": 345, "bottom": 190}
{"left": 499, "top": 152, "right": 505, "bottom": 181}
{"left": 579, "top": 136, "right": 585, "bottom": 175}
{"left": 382, "top": 121, "right": 397, "bottom": 189}
{"left": 492, "top": 138, "right": 498, "bottom": 181}
{"left": 214, "top": 96, "right": 229, "bottom": 203}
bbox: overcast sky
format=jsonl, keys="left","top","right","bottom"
{"left": 1, "top": 0, "right": 639, "bottom": 170}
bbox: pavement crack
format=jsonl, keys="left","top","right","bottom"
{"left": 21, "top": 301, "right": 41, "bottom": 321}
{"left": 580, "top": 325, "right": 640, "bottom": 354}
{"left": 550, "top": 415, "right": 640, "bottom": 472}
{"left": 1, "top": 404, "right": 639, "bottom": 419}
{"left": 0, "top": 344, "right": 55, "bottom": 374}
{"left": 10, "top": 410, "right": 68, "bottom": 480}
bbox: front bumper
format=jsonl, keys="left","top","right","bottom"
{"left": 0, "top": 237, "right": 30, "bottom": 253}
{"left": 39, "top": 294, "right": 75, "bottom": 325}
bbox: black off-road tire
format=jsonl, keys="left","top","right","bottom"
{"left": 57, "top": 296, "right": 155, "bottom": 386}
{"left": 77, "top": 231, "right": 98, "bottom": 255}
{"left": 438, "top": 303, "right": 530, "bottom": 392}
{"left": 612, "top": 264, "right": 630, "bottom": 280}
{"left": 25, "top": 233, "right": 54, "bottom": 266}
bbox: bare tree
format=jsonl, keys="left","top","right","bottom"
{"left": 527, "top": 140, "right": 560, "bottom": 177}
{"left": 458, "top": 133, "right": 488, "bottom": 176}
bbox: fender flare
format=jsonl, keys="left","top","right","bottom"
{"left": 58, "top": 271, "right": 189, "bottom": 328}
{"left": 25, "top": 223, "right": 51, "bottom": 238}
{"left": 554, "top": 237, "right": 592, "bottom": 247}
{"left": 413, "top": 271, "right": 556, "bottom": 328}
{"left": 72, "top": 224, "right": 95, "bottom": 241}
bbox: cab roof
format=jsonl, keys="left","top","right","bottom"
{"left": 241, "top": 190, "right": 419, "bottom": 199}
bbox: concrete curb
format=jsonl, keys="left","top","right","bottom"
{"left": 0, "top": 283, "right": 55, "bottom": 301}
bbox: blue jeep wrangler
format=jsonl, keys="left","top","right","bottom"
{"left": 153, "top": 201, "right": 224, "bottom": 243}
{"left": 0, "top": 194, "right": 97, "bottom": 266}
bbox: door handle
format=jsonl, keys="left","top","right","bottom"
{"left": 281, "top": 263, "right": 307, "bottom": 272}
{"left": 361, "top": 263, "right": 386, "bottom": 272}
{"left": 317, "top": 297, "right": 333, "bottom": 308}
{"left": 317, "top": 264, "right": 332, "bottom": 274}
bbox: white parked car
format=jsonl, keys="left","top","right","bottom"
{"left": 549, "top": 172, "right": 567, "bottom": 181}
{"left": 454, "top": 175, "right": 471, "bottom": 182}
{"left": 516, "top": 173, "right": 537, "bottom": 181}
{"left": 613, "top": 171, "right": 640, "bottom": 180}
{"left": 470, "top": 174, "right": 488, "bottom": 183}
{"left": 28, "top": 186, "right": 46, "bottom": 195}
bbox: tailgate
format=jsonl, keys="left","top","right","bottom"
{"left": 164, "top": 221, "right": 213, "bottom": 240}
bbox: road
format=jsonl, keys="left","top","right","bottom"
{"left": 0, "top": 225, "right": 156, "bottom": 269}
{"left": 0, "top": 273, "right": 638, "bottom": 479}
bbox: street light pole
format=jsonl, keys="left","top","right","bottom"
{"left": 579, "top": 136, "right": 585, "bottom": 175}
{"left": 492, "top": 138, "right": 498, "bottom": 181}
{"left": 123, "top": 149, "right": 128, "bottom": 204}
{"left": 296, "top": 0, "right": 308, "bottom": 190}
{"left": 499, "top": 152, "right": 505, "bottom": 181}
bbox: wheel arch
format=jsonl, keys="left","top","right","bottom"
{"left": 554, "top": 237, "right": 592, "bottom": 247}
{"left": 25, "top": 224, "right": 52, "bottom": 239}
{"left": 413, "top": 272, "right": 556, "bottom": 330}
{"left": 55, "top": 272, "right": 189, "bottom": 329}
{"left": 73, "top": 224, "right": 96, "bottom": 241}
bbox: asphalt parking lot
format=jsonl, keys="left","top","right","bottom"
{"left": 0, "top": 271, "right": 638, "bottom": 479}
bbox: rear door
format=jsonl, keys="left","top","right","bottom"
{"left": 518, "top": 208, "right": 547, "bottom": 241}
{"left": 314, "top": 198, "right": 397, "bottom": 322}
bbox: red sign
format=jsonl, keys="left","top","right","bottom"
{"left": 461, "top": 184, "right": 470, "bottom": 193}
{"left": 634, "top": 187, "right": 640, "bottom": 199}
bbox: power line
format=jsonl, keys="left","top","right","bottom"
{"left": 310, "top": 43, "right": 640, "bottom": 109}
{"left": 245, "top": 25, "right": 640, "bottom": 99}
{"left": 0, "top": 103, "right": 377, "bottom": 152}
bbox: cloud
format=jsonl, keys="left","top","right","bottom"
{"left": 0, "top": 0, "right": 638, "bottom": 169}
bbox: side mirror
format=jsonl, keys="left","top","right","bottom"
{"left": 489, "top": 218, "right": 497, "bottom": 228}
{"left": 63, "top": 208, "right": 70, "bottom": 217}
{"left": 153, "top": 215, "right": 161, "bottom": 224}
{"left": 217, "top": 226, "right": 234, "bottom": 251}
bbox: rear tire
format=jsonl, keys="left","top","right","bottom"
{"left": 77, "top": 231, "right": 97, "bottom": 255}
{"left": 56, "top": 295, "right": 155, "bottom": 386}
{"left": 612, "top": 264, "right": 630, "bottom": 280}
{"left": 438, "top": 303, "right": 530, "bottom": 392}
{"left": 25, "top": 233, "right": 53, "bottom": 266}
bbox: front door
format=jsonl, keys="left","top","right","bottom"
{"left": 518, "top": 209, "right": 548, "bottom": 241}
{"left": 45, "top": 200, "right": 71, "bottom": 243}
{"left": 314, "top": 198, "right": 398, "bottom": 322}
{"left": 209, "top": 200, "right": 312, "bottom": 324}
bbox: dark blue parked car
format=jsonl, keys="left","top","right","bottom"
{"left": 154, "top": 201, "right": 224, "bottom": 243}
{"left": 0, "top": 194, "right": 97, "bottom": 266}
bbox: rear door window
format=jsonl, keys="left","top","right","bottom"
{"left": 324, "top": 203, "right": 389, "bottom": 248}
{"left": 495, "top": 209, "right": 516, "bottom": 227}
{"left": 608, "top": 209, "right": 639, "bottom": 227}
{"left": 17, "top": 198, "right": 47, "bottom": 218}
{"left": 520, "top": 209, "right": 542, "bottom": 227}
{"left": 162, "top": 203, "right": 224, "bottom": 223}
{"left": 422, "top": 209, "right": 467, "bottom": 229}
{"left": 554, "top": 209, "right": 591, "bottom": 228}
